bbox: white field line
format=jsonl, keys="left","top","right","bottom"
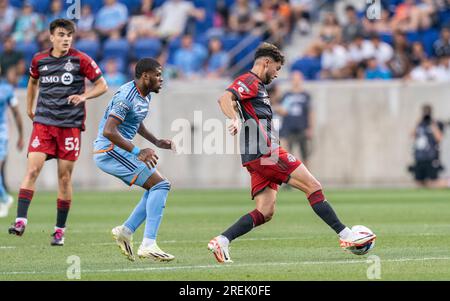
{"left": 1, "top": 257, "right": 450, "bottom": 276}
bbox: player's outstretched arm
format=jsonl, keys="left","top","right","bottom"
{"left": 68, "top": 77, "right": 108, "bottom": 106}
{"left": 103, "top": 116, "right": 158, "bottom": 168}
{"left": 137, "top": 122, "right": 175, "bottom": 151}
{"left": 26, "top": 77, "right": 39, "bottom": 121}
{"left": 218, "top": 91, "right": 240, "bottom": 136}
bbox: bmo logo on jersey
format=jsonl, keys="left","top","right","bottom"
{"left": 41, "top": 73, "right": 74, "bottom": 85}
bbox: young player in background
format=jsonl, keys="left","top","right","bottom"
{"left": 0, "top": 67, "right": 24, "bottom": 218}
{"left": 94, "top": 58, "right": 175, "bottom": 262}
{"left": 8, "top": 19, "right": 108, "bottom": 246}
{"left": 209, "top": 43, "right": 376, "bottom": 263}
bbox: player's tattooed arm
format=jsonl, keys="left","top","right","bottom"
{"left": 68, "top": 77, "right": 108, "bottom": 106}
{"left": 26, "top": 77, "right": 39, "bottom": 120}
{"left": 218, "top": 91, "right": 240, "bottom": 136}
{"left": 138, "top": 122, "right": 175, "bottom": 151}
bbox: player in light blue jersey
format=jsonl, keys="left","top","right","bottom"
{"left": 0, "top": 70, "right": 24, "bottom": 217}
{"left": 94, "top": 58, "right": 175, "bottom": 261}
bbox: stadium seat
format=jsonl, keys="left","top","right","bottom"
{"left": 14, "top": 41, "right": 39, "bottom": 64}
{"left": 405, "top": 31, "right": 420, "bottom": 43}
{"left": 75, "top": 39, "right": 100, "bottom": 60}
{"left": 118, "top": 0, "right": 141, "bottom": 13}
{"left": 9, "top": 0, "right": 22, "bottom": 8}
{"left": 291, "top": 57, "right": 322, "bottom": 80}
{"left": 222, "top": 34, "right": 242, "bottom": 51}
{"left": 379, "top": 32, "right": 393, "bottom": 45}
{"left": 421, "top": 29, "right": 440, "bottom": 57}
{"left": 103, "top": 38, "right": 130, "bottom": 61}
{"left": 29, "top": 0, "right": 50, "bottom": 14}
{"left": 132, "top": 38, "right": 162, "bottom": 60}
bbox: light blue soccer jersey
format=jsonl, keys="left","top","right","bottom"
{"left": 0, "top": 80, "right": 17, "bottom": 139}
{"left": 94, "top": 81, "right": 151, "bottom": 151}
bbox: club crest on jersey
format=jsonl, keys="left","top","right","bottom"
{"left": 287, "top": 153, "right": 296, "bottom": 162}
{"left": 31, "top": 136, "right": 40, "bottom": 149}
{"left": 61, "top": 72, "right": 74, "bottom": 85}
{"left": 64, "top": 59, "right": 74, "bottom": 72}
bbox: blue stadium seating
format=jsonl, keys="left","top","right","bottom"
{"left": 421, "top": 29, "right": 440, "bottom": 57}
{"left": 132, "top": 38, "right": 162, "bottom": 60}
{"left": 14, "top": 41, "right": 39, "bottom": 64}
{"left": 99, "top": 57, "right": 127, "bottom": 74}
{"left": 75, "top": 39, "right": 100, "bottom": 60}
{"left": 379, "top": 32, "right": 393, "bottom": 45}
{"left": 29, "top": 0, "right": 51, "bottom": 14}
{"left": 291, "top": 57, "right": 322, "bottom": 80}
{"left": 118, "top": 0, "right": 141, "bottom": 13}
{"left": 405, "top": 31, "right": 420, "bottom": 43}
{"left": 103, "top": 38, "right": 130, "bottom": 61}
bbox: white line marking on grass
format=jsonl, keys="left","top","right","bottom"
{"left": 1, "top": 257, "right": 450, "bottom": 276}
{"left": 0, "top": 246, "right": 16, "bottom": 249}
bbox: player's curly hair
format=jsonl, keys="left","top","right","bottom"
{"left": 135, "top": 58, "right": 161, "bottom": 78}
{"left": 49, "top": 19, "right": 76, "bottom": 34}
{"left": 254, "top": 43, "right": 285, "bottom": 65}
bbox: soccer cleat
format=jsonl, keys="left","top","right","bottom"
{"left": 111, "top": 226, "right": 135, "bottom": 261}
{"left": 339, "top": 231, "right": 377, "bottom": 249}
{"left": 51, "top": 229, "right": 65, "bottom": 246}
{"left": 137, "top": 243, "right": 175, "bottom": 262}
{"left": 208, "top": 237, "right": 233, "bottom": 263}
{"left": 8, "top": 220, "right": 26, "bottom": 236}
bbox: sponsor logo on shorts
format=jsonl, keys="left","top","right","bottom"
{"left": 287, "top": 154, "right": 296, "bottom": 163}
{"left": 31, "top": 136, "right": 40, "bottom": 149}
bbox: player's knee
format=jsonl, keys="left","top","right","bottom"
{"left": 58, "top": 173, "right": 72, "bottom": 188}
{"left": 26, "top": 165, "right": 43, "bottom": 180}
{"left": 307, "top": 179, "right": 322, "bottom": 195}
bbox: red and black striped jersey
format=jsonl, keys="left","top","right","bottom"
{"left": 226, "top": 71, "right": 278, "bottom": 165}
{"left": 29, "top": 48, "right": 102, "bottom": 130}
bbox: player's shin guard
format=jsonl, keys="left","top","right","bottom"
{"left": 17, "top": 189, "right": 34, "bottom": 218}
{"left": 56, "top": 199, "right": 71, "bottom": 228}
{"left": 308, "top": 190, "right": 346, "bottom": 234}
{"left": 144, "top": 180, "right": 171, "bottom": 240}
{"left": 221, "top": 209, "right": 265, "bottom": 242}
{"left": 124, "top": 190, "right": 149, "bottom": 233}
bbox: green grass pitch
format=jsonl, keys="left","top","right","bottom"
{"left": 1, "top": 188, "right": 449, "bottom": 280}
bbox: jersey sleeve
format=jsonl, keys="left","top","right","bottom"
{"left": 79, "top": 52, "right": 103, "bottom": 82}
{"left": 29, "top": 54, "right": 41, "bottom": 79}
{"left": 226, "top": 75, "right": 259, "bottom": 101}
{"left": 109, "top": 93, "right": 131, "bottom": 122}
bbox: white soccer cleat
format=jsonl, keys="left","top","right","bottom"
{"left": 137, "top": 243, "right": 175, "bottom": 262}
{"left": 208, "top": 237, "right": 233, "bottom": 263}
{"left": 111, "top": 226, "right": 135, "bottom": 261}
{"left": 339, "top": 231, "right": 376, "bottom": 250}
{"left": 0, "top": 195, "right": 13, "bottom": 218}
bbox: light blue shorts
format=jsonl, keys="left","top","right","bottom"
{"left": 0, "top": 138, "right": 8, "bottom": 161}
{"left": 94, "top": 146, "right": 156, "bottom": 187}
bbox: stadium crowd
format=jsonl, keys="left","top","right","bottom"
{"left": 1, "top": 0, "right": 450, "bottom": 86}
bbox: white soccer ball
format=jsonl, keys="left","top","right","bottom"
{"left": 349, "top": 225, "right": 376, "bottom": 255}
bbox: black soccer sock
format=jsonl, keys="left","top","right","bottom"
{"left": 56, "top": 199, "right": 71, "bottom": 228}
{"left": 17, "top": 189, "right": 34, "bottom": 218}
{"left": 222, "top": 209, "right": 265, "bottom": 242}
{"left": 308, "top": 190, "right": 346, "bottom": 234}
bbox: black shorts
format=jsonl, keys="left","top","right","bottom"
{"left": 414, "top": 160, "right": 441, "bottom": 181}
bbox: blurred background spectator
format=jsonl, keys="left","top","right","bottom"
{"left": 103, "top": 58, "right": 127, "bottom": 86}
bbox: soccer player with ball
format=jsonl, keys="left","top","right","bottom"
{"left": 208, "top": 43, "right": 376, "bottom": 262}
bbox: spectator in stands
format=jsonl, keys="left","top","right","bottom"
{"left": 348, "top": 34, "right": 375, "bottom": 64}
{"left": 46, "top": 0, "right": 66, "bottom": 27}
{"left": 436, "top": 55, "right": 450, "bottom": 80}
{"left": 391, "top": 0, "right": 435, "bottom": 32}
{"left": 229, "top": 0, "right": 257, "bottom": 34}
{"left": 408, "top": 58, "right": 448, "bottom": 81}
{"left": 362, "top": 57, "right": 392, "bottom": 80}
{"left": 205, "top": 37, "right": 228, "bottom": 78}
{"left": 77, "top": 4, "right": 96, "bottom": 40}
{"left": 409, "top": 41, "right": 428, "bottom": 67}
{"left": 370, "top": 33, "right": 393, "bottom": 68}
{"left": 173, "top": 34, "right": 208, "bottom": 79}
{"left": 0, "top": 37, "right": 24, "bottom": 77}
{"left": 363, "top": 9, "right": 392, "bottom": 34}
{"left": 290, "top": 43, "right": 322, "bottom": 80}
{"left": 387, "top": 31, "right": 412, "bottom": 78}
{"left": 320, "top": 36, "right": 350, "bottom": 79}
{"left": 12, "top": 1, "right": 44, "bottom": 43}
{"left": 155, "top": 0, "right": 205, "bottom": 41}
{"left": 433, "top": 27, "right": 450, "bottom": 58}
{"left": 254, "top": 0, "right": 290, "bottom": 47}
{"left": 0, "top": 0, "right": 16, "bottom": 41}
{"left": 127, "top": 0, "right": 158, "bottom": 43}
{"left": 103, "top": 58, "right": 127, "bottom": 86}
{"left": 319, "top": 11, "right": 342, "bottom": 43}
{"left": 341, "top": 5, "right": 365, "bottom": 44}
{"left": 95, "top": 0, "right": 128, "bottom": 40}
{"left": 290, "top": 0, "right": 313, "bottom": 35}
{"left": 276, "top": 71, "right": 314, "bottom": 167}
{"left": 409, "top": 104, "right": 448, "bottom": 188}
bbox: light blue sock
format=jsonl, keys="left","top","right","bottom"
{"left": 0, "top": 172, "right": 8, "bottom": 203}
{"left": 123, "top": 190, "right": 149, "bottom": 233}
{"left": 144, "top": 180, "right": 171, "bottom": 239}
